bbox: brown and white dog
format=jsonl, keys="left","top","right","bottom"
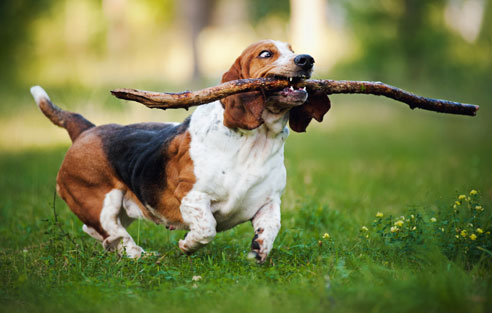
{"left": 31, "top": 40, "right": 330, "bottom": 263}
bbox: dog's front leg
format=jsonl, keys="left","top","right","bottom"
{"left": 178, "top": 191, "right": 216, "bottom": 254}
{"left": 250, "top": 199, "right": 281, "bottom": 264}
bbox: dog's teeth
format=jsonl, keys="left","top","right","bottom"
{"left": 289, "top": 86, "right": 294, "bottom": 91}
{"left": 302, "top": 87, "right": 307, "bottom": 91}
{"left": 289, "top": 77, "right": 293, "bottom": 82}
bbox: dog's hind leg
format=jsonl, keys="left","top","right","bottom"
{"left": 100, "top": 189, "right": 144, "bottom": 258}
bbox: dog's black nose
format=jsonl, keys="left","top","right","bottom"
{"left": 294, "top": 54, "right": 315, "bottom": 70}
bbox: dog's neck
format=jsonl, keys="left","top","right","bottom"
{"left": 260, "top": 107, "right": 290, "bottom": 135}
{"left": 189, "top": 102, "right": 288, "bottom": 171}
{"left": 194, "top": 101, "right": 289, "bottom": 144}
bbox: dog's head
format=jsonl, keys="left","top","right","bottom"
{"left": 220, "top": 40, "right": 331, "bottom": 132}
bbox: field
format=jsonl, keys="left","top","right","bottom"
{"left": 1, "top": 89, "right": 492, "bottom": 313}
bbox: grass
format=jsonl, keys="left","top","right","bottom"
{"left": 1, "top": 92, "right": 492, "bottom": 313}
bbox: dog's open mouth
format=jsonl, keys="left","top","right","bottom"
{"left": 268, "top": 74, "right": 308, "bottom": 83}
{"left": 266, "top": 74, "right": 309, "bottom": 105}
{"left": 276, "top": 85, "right": 307, "bottom": 98}
{"left": 267, "top": 74, "right": 309, "bottom": 107}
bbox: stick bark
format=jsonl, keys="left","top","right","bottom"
{"left": 111, "top": 78, "right": 479, "bottom": 116}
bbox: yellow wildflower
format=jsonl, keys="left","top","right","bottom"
{"left": 394, "top": 220, "right": 404, "bottom": 227}
{"left": 475, "top": 206, "right": 483, "bottom": 211}
{"left": 390, "top": 226, "right": 399, "bottom": 233}
{"left": 469, "top": 234, "right": 477, "bottom": 241}
{"left": 455, "top": 235, "right": 459, "bottom": 239}
{"left": 453, "top": 204, "right": 457, "bottom": 209}
{"left": 476, "top": 228, "right": 483, "bottom": 234}
{"left": 411, "top": 214, "right": 415, "bottom": 219}
{"left": 458, "top": 194, "right": 466, "bottom": 201}
{"left": 361, "top": 226, "right": 368, "bottom": 231}
{"left": 430, "top": 217, "right": 437, "bottom": 222}
{"left": 376, "top": 212, "right": 384, "bottom": 218}
{"left": 412, "top": 226, "right": 417, "bottom": 231}
{"left": 441, "top": 228, "right": 445, "bottom": 232}
{"left": 460, "top": 230, "right": 468, "bottom": 237}
{"left": 455, "top": 201, "right": 461, "bottom": 206}
{"left": 323, "top": 233, "right": 330, "bottom": 239}
{"left": 365, "top": 234, "right": 369, "bottom": 239}
{"left": 469, "top": 189, "right": 478, "bottom": 196}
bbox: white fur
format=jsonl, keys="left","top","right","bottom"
{"left": 100, "top": 189, "right": 144, "bottom": 258}
{"left": 180, "top": 101, "right": 287, "bottom": 259}
{"left": 272, "top": 40, "right": 296, "bottom": 67}
{"left": 122, "top": 197, "right": 145, "bottom": 220}
{"left": 30, "top": 86, "right": 50, "bottom": 105}
{"left": 82, "top": 224, "right": 104, "bottom": 241}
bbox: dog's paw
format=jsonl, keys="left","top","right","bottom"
{"left": 124, "top": 245, "right": 145, "bottom": 259}
{"left": 250, "top": 228, "right": 267, "bottom": 264}
{"left": 178, "top": 239, "right": 194, "bottom": 255}
{"left": 141, "top": 250, "right": 160, "bottom": 258}
{"left": 102, "top": 235, "right": 123, "bottom": 251}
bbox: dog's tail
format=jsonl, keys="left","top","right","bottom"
{"left": 30, "top": 86, "right": 95, "bottom": 142}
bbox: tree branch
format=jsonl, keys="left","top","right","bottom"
{"left": 111, "top": 78, "right": 479, "bottom": 116}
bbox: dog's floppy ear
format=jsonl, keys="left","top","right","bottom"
{"left": 220, "top": 58, "right": 265, "bottom": 130}
{"left": 289, "top": 90, "right": 331, "bottom": 132}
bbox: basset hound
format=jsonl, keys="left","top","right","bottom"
{"left": 30, "top": 40, "right": 330, "bottom": 263}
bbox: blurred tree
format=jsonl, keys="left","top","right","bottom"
{"left": 0, "top": 0, "right": 54, "bottom": 87}
{"left": 476, "top": 0, "right": 491, "bottom": 52}
{"left": 179, "top": 0, "right": 216, "bottom": 83}
{"left": 397, "top": 0, "right": 437, "bottom": 79}
{"left": 342, "top": 0, "right": 451, "bottom": 80}
{"left": 103, "top": 0, "right": 128, "bottom": 57}
{"left": 340, "top": 0, "right": 491, "bottom": 80}
{"left": 250, "top": 0, "right": 290, "bottom": 21}
{"left": 336, "top": 0, "right": 491, "bottom": 103}
{"left": 290, "top": 0, "right": 329, "bottom": 66}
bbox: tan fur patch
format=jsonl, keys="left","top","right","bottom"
{"left": 56, "top": 129, "right": 119, "bottom": 238}
{"left": 156, "top": 131, "right": 195, "bottom": 224}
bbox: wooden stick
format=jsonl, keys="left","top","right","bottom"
{"left": 111, "top": 79, "right": 290, "bottom": 110}
{"left": 111, "top": 78, "right": 479, "bottom": 116}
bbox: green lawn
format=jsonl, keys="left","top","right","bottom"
{"left": 1, "top": 95, "right": 491, "bottom": 313}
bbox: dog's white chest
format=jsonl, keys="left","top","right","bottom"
{"left": 187, "top": 103, "right": 287, "bottom": 230}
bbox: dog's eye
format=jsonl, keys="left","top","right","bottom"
{"left": 258, "top": 50, "right": 273, "bottom": 58}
